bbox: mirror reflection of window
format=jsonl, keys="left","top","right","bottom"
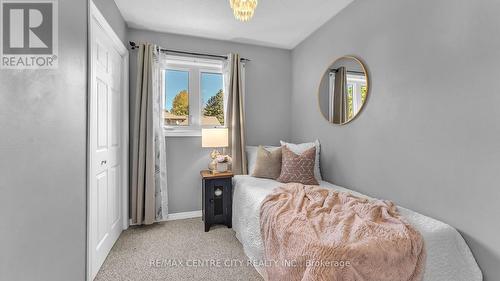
{"left": 347, "top": 83, "right": 354, "bottom": 120}
{"left": 328, "top": 72, "right": 367, "bottom": 122}
{"left": 361, "top": 85, "right": 367, "bottom": 104}
{"left": 320, "top": 56, "right": 369, "bottom": 125}
{"left": 346, "top": 74, "right": 367, "bottom": 120}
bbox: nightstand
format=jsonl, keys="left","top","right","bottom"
{"left": 200, "top": 170, "right": 234, "bottom": 232}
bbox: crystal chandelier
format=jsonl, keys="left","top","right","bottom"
{"left": 229, "top": 0, "right": 258, "bottom": 22}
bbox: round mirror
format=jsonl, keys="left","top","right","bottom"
{"left": 318, "top": 56, "right": 369, "bottom": 125}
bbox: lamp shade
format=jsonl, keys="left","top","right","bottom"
{"left": 202, "top": 128, "right": 229, "bottom": 148}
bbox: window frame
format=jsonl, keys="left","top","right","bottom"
{"left": 161, "top": 55, "right": 225, "bottom": 137}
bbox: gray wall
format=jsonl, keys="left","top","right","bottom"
{"left": 291, "top": 0, "right": 500, "bottom": 280}
{"left": 0, "top": 0, "right": 88, "bottom": 280}
{"left": 92, "top": 0, "right": 127, "bottom": 44}
{"left": 128, "top": 28, "right": 292, "bottom": 213}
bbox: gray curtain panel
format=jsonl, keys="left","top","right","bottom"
{"left": 225, "top": 53, "right": 248, "bottom": 175}
{"left": 333, "top": 66, "right": 347, "bottom": 124}
{"left": 130, "top": 43, "right": 157, "bottom": 225}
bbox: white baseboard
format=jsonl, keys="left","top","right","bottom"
{"left": 126, "top": 211, "right": 202, "bottom": 226}
{"left": 166, "top": 210, "right": 202, "bottom": 221}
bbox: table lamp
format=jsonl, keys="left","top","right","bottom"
{"left": 202, "top": 128, "right": 229, "bottom": 173}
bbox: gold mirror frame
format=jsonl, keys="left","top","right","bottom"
{"left": 317, "top": 56, "right": 369, "bottom": 125}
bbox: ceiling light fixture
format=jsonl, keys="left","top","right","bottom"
{"left": 230, "top": 0, "right": 258, "bottom": 22}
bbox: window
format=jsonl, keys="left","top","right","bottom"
{"left": 201, "top": 72, "right": 224, "bottom": 126}
{"left": 165, "top": 70, "right": 190, "bottom": 126}
{"left": 346, "top": 74, "right": 367, "bottom": 120}
{"left": 162, "top": 56, "right": 225, "bottom": 136}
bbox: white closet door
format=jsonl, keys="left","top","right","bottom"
{"left": 89, "top": 16, "right": 124, "bottom": 280}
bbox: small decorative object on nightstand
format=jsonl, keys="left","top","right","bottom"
{"left": 200, "top": 170, "right": 233, "bottom": 232}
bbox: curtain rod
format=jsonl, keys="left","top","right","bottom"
{"left": 330, "top": 68, "right": 365, "bottom": 75}
{"left": 129, "top": 41, "right": 251, "bottom": 62}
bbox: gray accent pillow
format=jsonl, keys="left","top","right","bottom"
{"left": 252, "top": 146, "right": 282, "bottom": 179}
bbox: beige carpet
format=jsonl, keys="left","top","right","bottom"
{"left": 95, "top": 218, "right": 263, "bottom": 281}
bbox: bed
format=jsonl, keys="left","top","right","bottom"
{"left": 232, "top": 175, "right": 482, "bottom": 281}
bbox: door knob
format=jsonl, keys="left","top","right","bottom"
{"left": 101, "top": 160, "right": 107, "bottom": 165}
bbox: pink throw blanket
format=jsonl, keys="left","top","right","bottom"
{"left": 260, "top": 183, "right": 426, "bottom": 281}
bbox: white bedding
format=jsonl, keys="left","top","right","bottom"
{"left": 232, "top": 175, "right": 482, "bottom": 281}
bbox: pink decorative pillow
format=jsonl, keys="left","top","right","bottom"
{"left": 277, "top": 146, "right": 319, "bottom": 185}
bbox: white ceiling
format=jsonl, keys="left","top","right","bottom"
{"left": 114, "top": 0, "right": 353, "bottom": 49}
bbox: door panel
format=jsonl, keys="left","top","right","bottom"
{"left": 108, "top": 165, "right": 120, "bottom": 227}
{"left": 96, "top": 171, "right": 108, "bottom": 248}
{"left": 96, "top": 41, "right": 108, "bottom": 72}
{"left": 97, "top": 79, "right": 108, "bottom": 150}
{"left": 110, "top": 88, "right": 120, "bottom": 148}
{"left": 90, "top": 17, "right": 125, "bottom": 280}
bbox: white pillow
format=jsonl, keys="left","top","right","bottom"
{"left": 246, "top": 145, "right": 280, "bottom": 175}
{"left": 280, "top": 140, "right": 322, "bottom": 182}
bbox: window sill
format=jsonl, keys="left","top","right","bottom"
{"left": 164, "top": 129, "right": 202, "bottom": 137}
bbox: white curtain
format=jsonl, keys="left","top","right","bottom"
{"left": 152, "top": 49, "right": 168, "bottom": 221}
